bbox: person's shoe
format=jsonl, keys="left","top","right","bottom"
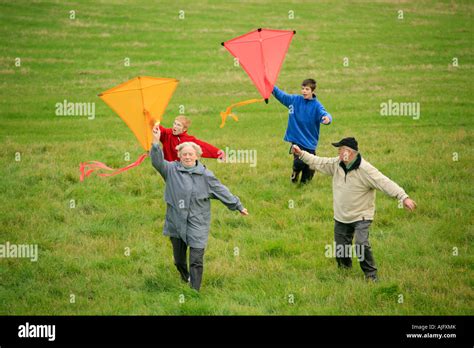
{"left": 365, "top": 274, "right": 379, "bottom": 282}
{"left": 291, "top": 171, "right": 301, "bottom": 183}
{"left": 179, "top": 274, "right": 190, "bottom": 283}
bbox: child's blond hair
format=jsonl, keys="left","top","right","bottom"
{"left": 175, "top": 115, "right": 191, "bottom": 129}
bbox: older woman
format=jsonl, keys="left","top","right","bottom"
{"left": 150, "top": 125, "right": 248, "bottom": 291}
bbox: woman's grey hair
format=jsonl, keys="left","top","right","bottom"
{"left": 176, "top": 142, "right": 203, "bottom": 158}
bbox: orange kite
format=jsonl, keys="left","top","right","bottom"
{"left": 79, "top": 76, "right": 178, "bottom": 181}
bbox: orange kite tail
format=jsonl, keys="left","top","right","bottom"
{"left": 220, "top": 98, "right": 264, "bottom": 128}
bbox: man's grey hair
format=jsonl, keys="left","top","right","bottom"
{"left": 176, "top": 142, "right": 203, "bottom": 158}
{"left": 342, "top": 145, "right": 358, "bottom": 154}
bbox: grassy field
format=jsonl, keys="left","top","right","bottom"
{"left": 0, "top": 0, "right": 472, "bottom": 315}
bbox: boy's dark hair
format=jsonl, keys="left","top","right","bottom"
{"left": 302, "top": 78, "right": 317, "bottom": 91}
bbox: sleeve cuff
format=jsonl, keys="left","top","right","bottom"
{"left": 298, "top": 150, "right": 308, "bottom": 161}
{"left": 399, "top": 193, "right": 409, "bottom": 202}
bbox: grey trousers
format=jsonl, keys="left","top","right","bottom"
{"left": 170, "top": 237, "right": 205, "bottom": 291}
{"left": 334, "top": 219, "right": 378, "bottom": 277}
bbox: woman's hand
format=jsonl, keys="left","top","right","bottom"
{"left": 240, "top": 208, "right": 249, "bottom": 216}
{"left": 152, "top": 123, "right": 161, "bottom": 144}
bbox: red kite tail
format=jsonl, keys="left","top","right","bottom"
{"left": 79, "top": 153, "right": 149, "bottom": 182}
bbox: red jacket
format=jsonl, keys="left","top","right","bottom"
{"left": 159, "top": 125, "right": 221, "bottom": 161}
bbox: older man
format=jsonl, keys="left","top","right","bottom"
{"left": 150, "top": 125, "right": 248, "bottom": 291}
{"left": 292, "top": 137, "right": 416, "bottom": 281}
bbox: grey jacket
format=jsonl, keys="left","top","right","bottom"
{"left": 150, "top": 143, "right": 244, "bottom": 248}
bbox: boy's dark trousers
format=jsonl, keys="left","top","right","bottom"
{"left": 170, "top": 237, "right": 205, "bottom": 291}
{"left": 334, "top": 219, "right": 378, "bottom": 277}
{"left": 291, "top": 144, "right": 315, "bottom": 183}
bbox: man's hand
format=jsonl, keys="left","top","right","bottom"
{"left": 321, "top": 116, "right": 330, "bottom": 124}
{"left": 291, "top": 144, "right": 302, "bottom": 156}
{"left": 152, "top": 123, "right": 161, "bottom": 144}
{"left": 403, "top": 198, "right": 417, "bottom": 211}
{"left": 240, "top": 208, "right": 249, "bottom": 216}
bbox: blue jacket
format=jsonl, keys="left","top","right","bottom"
{"left": 273, "top": 86, "right": 332, "bottom": 151}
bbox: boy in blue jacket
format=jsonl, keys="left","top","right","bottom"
{"left": 273, "top": 78, "right": 332, "bottom": 184}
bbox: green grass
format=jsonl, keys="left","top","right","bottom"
{"left": 0, "top": 0, "right": 473, "bottom": 315}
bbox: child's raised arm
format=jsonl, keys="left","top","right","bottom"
{"left": 272, "top": 86, "right": 296, "bottom": 108}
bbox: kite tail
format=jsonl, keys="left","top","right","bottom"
{"left": 220, "top": 98, "right": 264, "bottom": 128}
{"left": 79, "top": 153, "right": 149, "bottom": 182}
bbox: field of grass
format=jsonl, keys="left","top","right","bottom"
{"left": 0, "top": 0, "right": 472, "bottom": 315}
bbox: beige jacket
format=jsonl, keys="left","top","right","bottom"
{"left": 299, "top": 151, "right": 409, "bottom": 223}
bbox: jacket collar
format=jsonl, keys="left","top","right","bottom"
{"left": 173, "top": 130, "right": 188, "bottom": 139}
{"left": 339, "top": 153, "right": 362, "bottom": 174}
{"left": 304, "top": 93, "right": 317, "bottom": 102}
{"left": 176, "top": 160, "right": 206, "bottom": 175}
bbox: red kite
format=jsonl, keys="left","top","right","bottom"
{"left": 220, "top": 28, "right": 295, "bottom": 127}
{"left": 79, "top": 76, "right": 178, "bottom": 181}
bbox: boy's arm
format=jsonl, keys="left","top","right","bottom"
{"left": 158, "top": 125, "right": 172, "bottom": 143}
{"left": 186, "top": 135, "right": 222, "bottom": 159}
{"left": 318, "top": 103, "right": 333, "bottom": 125}
{"left": 272, "top": 86, "right": 296, "bottom": 108}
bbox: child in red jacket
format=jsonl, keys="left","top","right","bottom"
{"left": 157, "top": 115, "right": 222, "bottom": 162}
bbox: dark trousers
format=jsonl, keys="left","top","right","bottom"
{"left": 170, "top": 237, "right": 205, "bottom": 291}
{"left": 334, "top": 219, "right": 377, "bottom": 277}
{"left": 291, "top": 144, "right": 315, "bottom": 184}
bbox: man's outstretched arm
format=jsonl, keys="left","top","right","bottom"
{"left": 292, "top": 145, "right": 338, "bottom": 176}
{"left": 362, "top": 164, "right": 417, "bottom": 211}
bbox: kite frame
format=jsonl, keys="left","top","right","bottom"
{"left": 222, "top": 28, "right": 295, "bottom": 101}
{"left": 98, "top": 76, "right": 179, "bottom": 151}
